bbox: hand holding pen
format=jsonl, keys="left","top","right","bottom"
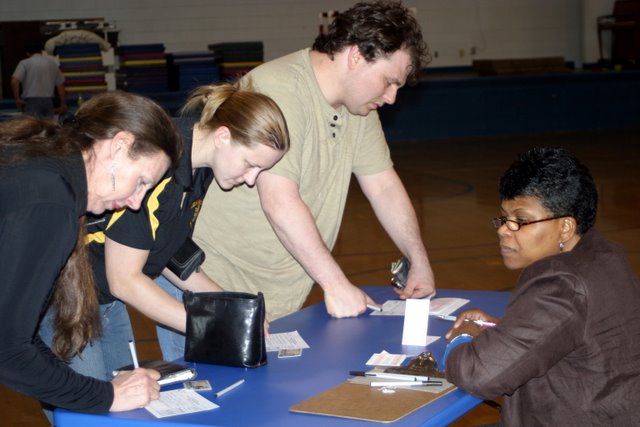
{"left": 442, "top": 309, "right": 499, "bottom": 341}
{"left": 108, "top": 340, "right": 162, "bottom": 412}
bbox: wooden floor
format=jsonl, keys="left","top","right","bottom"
{"left": 2, "top": 128, "right": 639, "bottom": 426}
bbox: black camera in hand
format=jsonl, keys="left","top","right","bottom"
{"left": 390, "top": 256, "right": 410, "bottom": 289}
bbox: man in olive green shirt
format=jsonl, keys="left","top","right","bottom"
{"left": 193, "top": 1, "right": 436, "bottom": 321}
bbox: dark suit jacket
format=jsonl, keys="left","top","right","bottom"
{"left": 446, "top": 229, "right": 640, "bottom": 426}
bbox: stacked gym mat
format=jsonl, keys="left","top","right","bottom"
{"left": 55, "top": 43, "right": 108, "bottom": 100}
{"left": 117, "top": 43, "right": 169, "bottom": 93}
{"left": 207, "top": 42, "right": 263, "bottom": 80}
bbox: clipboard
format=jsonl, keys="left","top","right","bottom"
{"left": 289, "top": 381, "right": 456, "bottom": 423}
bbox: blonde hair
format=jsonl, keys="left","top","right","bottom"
{"left": 181, "top": 79, "right": 289, "bottom": 152}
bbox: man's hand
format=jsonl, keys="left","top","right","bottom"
{"left": 110, "top": 368, "right": 161, "bottom": 411}
{"left": 394, "top": 259, "right": 436, "bottom": 300}
{"left": 324, "top": 283, "right": 375, "bottom": 318}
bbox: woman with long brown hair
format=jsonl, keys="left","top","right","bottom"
{"left": 0, "top": 91, "right": 182, "bottom": 413}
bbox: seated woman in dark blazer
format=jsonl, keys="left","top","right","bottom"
{"left": 443, "top": 146, "right": 640, "bottom": 426}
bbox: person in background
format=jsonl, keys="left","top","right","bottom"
{"left": 0, "top": 91, "right": 182, "bottom": 414}
{"left": 11, "top": 42, "right": 67, "bottom": 120}
{"left": 40, "top": 81, "right": 289, "bottom": 366}
{"left": 193, "top": 0, "right": 436, "bottom": 322}
{"left": 443, "top": 146, "right": 640, "bottom": 425}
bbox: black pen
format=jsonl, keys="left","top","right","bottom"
{"left": 350, "top": 370, "right": 431, "bottom": 382}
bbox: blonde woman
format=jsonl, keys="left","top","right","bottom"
{"left": 38, "top": 81, "right": 290, "bottom": 398}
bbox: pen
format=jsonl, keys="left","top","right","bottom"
{"left": 437, "top": 315, "right": 496, "bottom": 327}
{"left": 128, "top": 340, "right": 139, "bottom": 369}
{"left": 473, "top": 320, "right": 497, "bottom": 327}
{"left": 349, "top": 371, "right": 431, "bottom": 382}
{"left": 370, "top": 380, "right": 443, "bottom": 387}
{"left": 214, "top": 379, "right": 245, "bottom": 398}
{"left": 366, "top": 304, "right": 382, "bottom": 312}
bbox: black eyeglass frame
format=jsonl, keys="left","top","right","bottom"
{"left": 491, "top": 215, "right": 570, "bottom": 231}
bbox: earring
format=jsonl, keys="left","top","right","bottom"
{"left": 559, "top": 241, "right": 565, "bottom": 252}
{"left": 111, "top": 163, "right": 116, "bottom": 191}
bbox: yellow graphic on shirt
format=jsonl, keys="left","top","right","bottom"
{"left": 190, "top": 199, "right": 203, "bottom": 228}
{"left": 84, "top": 209, "right": 127, "bottom": 245}
{"left": 83, "top": 177, "right": 172, "bottom": 244}
{"left": 147, "top": 177, "right": 171, "bottom": 240}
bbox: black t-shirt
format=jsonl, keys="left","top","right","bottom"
{"left": 87, "top": 117, "right": 214, "bottom": 302}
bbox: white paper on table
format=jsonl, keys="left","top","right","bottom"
{"left": 402, "top": 298, "right": 430, "bottom": 346}
{"left": 145, "top": 389, "right": 218, "bottom": 418}
{"left": 370, "top": 300, "right": 406, "bottom": 316}
{"left": 370, "top": 297, "right": 469, "bottom": 317}
{"left": 265, "top": 331, "right": 310, "bottom": 352}
{"left": 429, "top": 298, "right": 470, "bottom": 316}
{"left": 365, "top": 350, "right": 407, "bottom": 366}
{"left": 422, "top": 336, "right": 440, "bottom": 346}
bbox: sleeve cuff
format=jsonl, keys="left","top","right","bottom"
{"left": 442, "top": 333, "right": 474, "bottom": 370}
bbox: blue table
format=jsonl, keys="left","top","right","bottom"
{"left": 55, "top": 287, "right": 510, "bottom": 426}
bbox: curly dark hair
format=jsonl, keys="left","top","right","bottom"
{"left": 312, "top": 0, "right": 430, "bottom": 84}
{"left": 499, "top": 146, "right": 598, "bottom": 235}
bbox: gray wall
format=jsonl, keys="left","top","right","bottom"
{"left": 0, "top": 0, "right": 616, "bottom": 66}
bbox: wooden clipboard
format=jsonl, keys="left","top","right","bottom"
{"left": 289, "top": 381, "right": 456, "bottom": 423}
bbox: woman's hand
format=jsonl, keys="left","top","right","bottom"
{"left": 110, "top": 368, "right": 161, "bottom": 411}
{"left": 445, "top": 309, "right": 499, "bottom": 341}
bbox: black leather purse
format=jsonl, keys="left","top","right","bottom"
{"left": 183, "top": 291, "right": 267, "bottom": 368}
{"left": 167, "top": 237, "right": 205, "bottom": 281}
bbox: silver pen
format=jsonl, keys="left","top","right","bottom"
{"left": 437, "top": 314, "right": 496, "bottom": 327}
{"left": 370, "top": 380, "right": 443, "bottom": 387}
{"left": 349, "top": 371, "right": 431, "bottom": 382}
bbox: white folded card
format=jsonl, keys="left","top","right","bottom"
{"left": 401, "top": 298, "right": 430, "bottom": 346}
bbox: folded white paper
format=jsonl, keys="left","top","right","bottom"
{"left": 401, "top": 298, "right": 430, "bottom": 346}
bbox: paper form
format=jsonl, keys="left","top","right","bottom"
{"left": 265, "top": 330, "right": 310, "bottom": 352}
{"left": 365, "top": 351, "right": 407, "bottom": 366}
{"left": 370, "top": 297, "right": 469, "bottom": 317}
{"left": 145, "top": 389, "right": 218, "bottom": 418}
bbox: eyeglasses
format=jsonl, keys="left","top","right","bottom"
{"left": 491, "top": 215, "right": 569, "bottom": 231}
